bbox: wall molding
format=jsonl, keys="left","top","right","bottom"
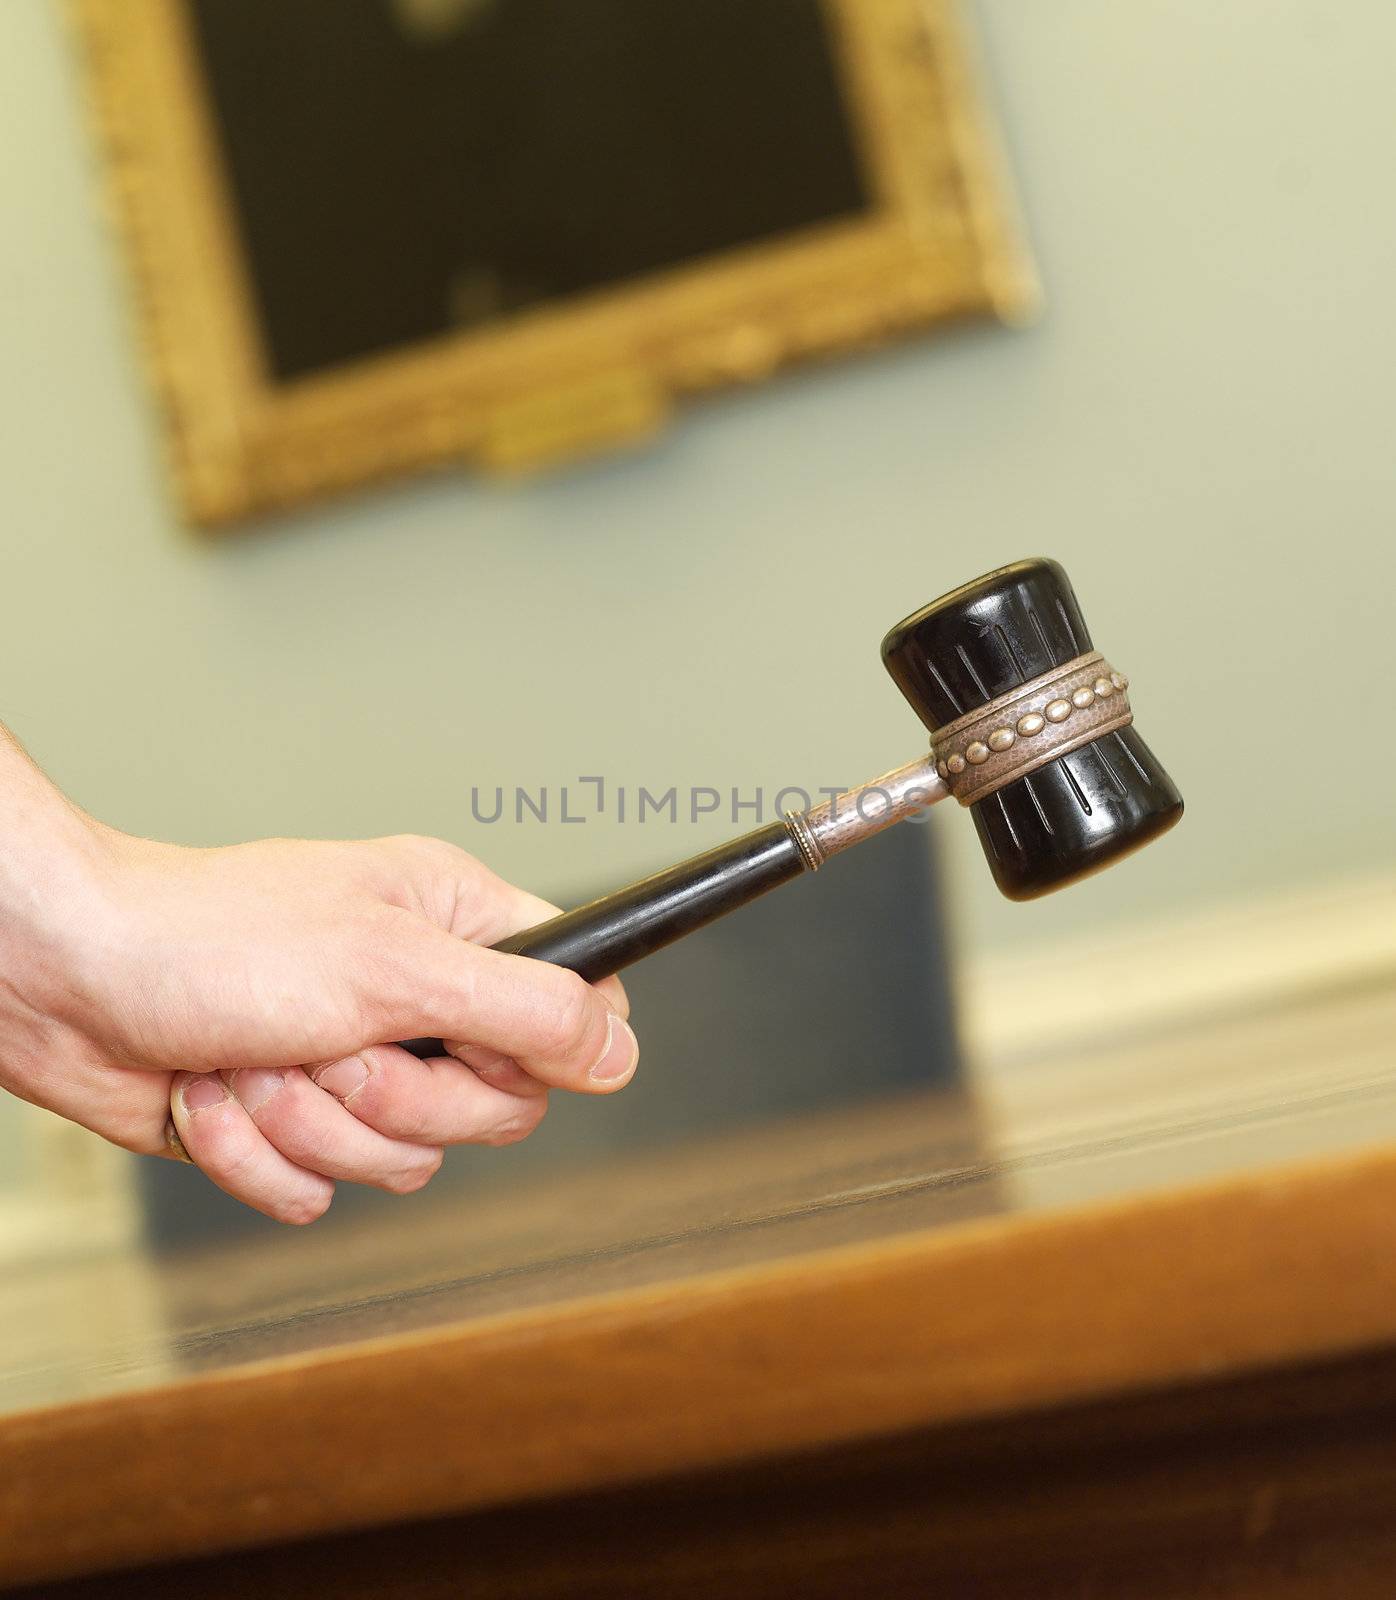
{"left": 960, "top": 871, "right": 1396, "bottom": 1072}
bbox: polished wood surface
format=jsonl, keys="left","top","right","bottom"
{"left": 3, "top": 975, "right": 1396, "bottom": 1591}
{"left": 20, "top": 1349, "right": 1396, "bottom": 1600}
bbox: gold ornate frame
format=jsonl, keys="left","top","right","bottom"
{"left": 69, "top": 0, "right": 1035, "bottom": 527}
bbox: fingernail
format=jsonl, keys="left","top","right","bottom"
{"left": 231, "top": 1067, "right": 284, "bottom": 1113}
{"left": 182, "top": 1076, "right": 227, "bottom": 1114}
{"left": 588, "top": 1014, "right": 639, "bottom": 1086}
{"left": 314, "top": 1057, "right": 369, "bottom": 1100}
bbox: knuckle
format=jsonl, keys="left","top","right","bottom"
{"left": 255, "top": 1113, "right": 334, "bottom": 1173}
{"left": 207, "top": 1133, "right": 259, "bottom": 1185}
{"left": 113, "top": 1116, "right": 170, "bottom": 1158}
{"left": 287, "top": 1128, "right": 339, "bottom": 1171}
{"left": 538, "top": 972, "right": 598, "bottom": 1061}
{"left": 368, "top": 1088, "right": 433, "bottom": 1144}
{"left": 277, "top": 1187, "right": 333, "bottom": 1226}
{"left": 384, "top": 832, "right": 435, "bottom": 855}
{"left": 484, "top": 1095, "right": 548, "bottom": 1147}
{"left": 388, "top": 834, "right": 477, "bottom": 875}
{"left": 384, "top": 1149, "right": 443, "bottom": 1193}
{"left": 391, "top": 1107, "right": 436, "bottom": 1146}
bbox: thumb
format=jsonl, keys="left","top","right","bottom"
{"left": 379, "top": 928, "right": 639, "bottom": 1095}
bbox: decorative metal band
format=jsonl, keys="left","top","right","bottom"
{"left": 783, "top": 809, "right": 825, "bottom": 872}
{"left": 931, "top": 651, "right": 1133, "bottom": 806}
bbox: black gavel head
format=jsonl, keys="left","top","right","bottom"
{"left": 881, "top": 558, "right": 1182, "bottom": 900}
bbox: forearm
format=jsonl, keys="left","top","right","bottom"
{"left": 0, "top": 726, "right": 112, "bottom": 1073}
{"left": 0, "top": 723, "right": 108, "bottom": 947}
{"left": 0, "top": 723, "right": 105, "bottom": 889}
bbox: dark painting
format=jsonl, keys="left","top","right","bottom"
{"left": 187, "top": 0, "right": 872, "bottom": 382}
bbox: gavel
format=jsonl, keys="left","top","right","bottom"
{"left": 403, "top": 558, "right": 1182, "bottom": 1058}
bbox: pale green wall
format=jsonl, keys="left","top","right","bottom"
{"left": 2, "top": 0, "right": 1393, "bottom": 1014}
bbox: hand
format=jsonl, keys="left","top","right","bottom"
{"left": 0, "top": 734, "right": 636, "bottom": 1223}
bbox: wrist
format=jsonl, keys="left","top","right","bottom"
{"left": 0, "top": 732, "right": 116, "bottom": 1026}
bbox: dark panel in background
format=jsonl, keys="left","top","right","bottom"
{"left": 140, "top": 823, "right": 961, "bottom": 1247}
{"left": 186, "top": 0, "right": 871, "bottom": 380}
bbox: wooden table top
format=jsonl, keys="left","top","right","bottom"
{"left": 3, "top": 974, "right": 1396, "bottom": 1589}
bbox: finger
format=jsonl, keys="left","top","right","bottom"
{"left": 171, "top": 1072, "right": 333, "bottom": 1225}
{"left": 366, "top": 840, "right": 633, "bottom": 1023}
{"left": 595, "top": 975, "right": 630, "bottom": 1022}
{"left": 312, "top": 1044, "right": 549, "bottom": 1147}
{"left": 444, "top": 1043, "right": 547, "bottom": 1098}
{"left": 10, "top": 1048, "right": 176, "bottom": 1158}
{"left": 227, "top": 1066, "right": 442, "bottom": 1193}
{"left": 388, "top": 931, "right": 639, "bottom": 1095}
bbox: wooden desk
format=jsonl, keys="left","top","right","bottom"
{"left": 4, "top": 977, "right": 1396, "bottom": 1596}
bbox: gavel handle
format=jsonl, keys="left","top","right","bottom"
{"left": 399, "top": 753, "right": 946, "bottom": 1060}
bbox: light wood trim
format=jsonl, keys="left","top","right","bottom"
{"left": 961, "top": 869, "right": 1396, "bottom": 1069}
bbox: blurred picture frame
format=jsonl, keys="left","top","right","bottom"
{"left": 70, "top": 0, "right": 1034, "bottom": 527}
